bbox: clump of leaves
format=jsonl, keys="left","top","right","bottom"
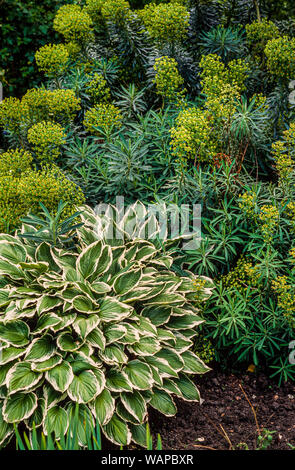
{"left": 0, "top": 204, "right": 213, "bottom": 448}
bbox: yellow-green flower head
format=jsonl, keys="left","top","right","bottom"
{"left": 64, "top": 40, "right": 82, "bottom": 58}
{"left": 53, "top": 4, "right": 93, "bottom": 43}
{"left": 0, "top": 97, "right": 29, "bottom": 133}
{"left": 35, "top": 43, "right": 69, "bottom": 77}
{"left": 238, "top": 191, "right": 257, "bottom": 218}
{"left": 265, "top": 36, "right": 295, "bottom": 81}
{"left": 272, "top": 123, "right": 295, "bottom": 183}
{"left": 84, "top": 0, "right": 105, "bottom": 23}
{"left": 200, "top": 54, "right": 248, "bottom": 97}
{"left": 86, "top": 73, "right": 111, "bottom": 103}
{"left": 258, "top": 204, "right": 279, "bottom": 243}
{"left": 0, "top": 165, "right": 85, "bottom": 233}
{"left": 101, "top": 0, "right": 131, "bottom": 24}
{"left": 0, "top": 149, "right": 33, "bottom": 177}
{"left": 22, "top": 88, "right": 81, "bottom": 125}
{"left": 83, "top": 103, "right": 123, "bottom": 135}
{"left": 246, "top": 18, "right": 280, "bottom": 55}
{"left": 153, "top": 56, "right": 185, "bottom": 101}
{"left": 170, "top": 107, "right": 217, "bottom": 163}
{"left": 27, "top": 121, "right": 66, "bottom": 163}
{"left": 139, "top": 2, "right": 189, "bottom": 42}
{"left": 222, "top": 256, "right": 260, "bottom": 294}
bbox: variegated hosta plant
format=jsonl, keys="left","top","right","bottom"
{"left": 0, "top": 205, "right": 213, "bottom": 448}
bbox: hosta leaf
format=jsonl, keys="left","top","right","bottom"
{"left": 119, "top": 323, "right": 140, "bottom": 344}
{"left": 149, "top": 388, "right": 177, "bottom": 416}
{"left": 167, "top": 314, "right": 203, "bottom": 330}
{"left": 76, "top": 241, "right": 103, "bottom": 279}
{"left": 57, "top": 332, "right": 82, "bottom": 352}
{"left": 142, "top": 306, "right": 171, "bottom": 326}
{"left": 0, "top": 320, "right": 30, "bottom": 347}
{"left": 172, "top": 334, "right": 193, "bottom": 353}
{"left": 116, "top": 402, "right": 139, "bottom": 425}
{"left": 37, "top": 295, "right": 62, "bottom": 314}
{"left": 33, "top": 312, "right": 61, "bottom": 335}
{"left": 181, "top": 351, "right": 210, "bottom": 374}
{"left": 72, "top": 314, "right": 100, "bottom": 339}
{"left": 68, "top": 370, "right": 100, "bottom": 404}
{"left": 31, "top": 354, "right": 63, "bottom": 372}
{"left": 144, "top": 356, "right": 179, "bottom": 378}
{"left": 44, "top": 405, "right": 69, "bottom": 438}
{"left": 106, "top": 369, "right": 132, "bottom": 392}
{"left": 3, "top": 391, "right": 38, "bottom": 423}
{"left": 91, "top": 245, "right": 112, "bottom": 279}
{"left": 155, "top": 348, "right": 184, "bottom": 372}
{"left": 113, "top": 269, "right": 142, "bottom": 295}
{"left": 99, "top": 298, "right": 131, "bottom": 322}
{"left": 104, "top": 324, "right": 126, "bottom": 345}
{"left": 7, "top": 362, "right": 42, "bottom": 393}
{"left": 90, "top": 281, "right": 111, "bottom": 295}
{"left": 129, "top": 423, "right": 147, "bottom": 447}
{"left": 45, "top": 361, "right": 74, "bottom": 393}
{"left": 0, "top": 241, "right": 27, "bottom": 263}
{"left": 44, "top": 384, "right": 65, "bottom": 409}
{"left": 0, "top": 346, "right": 26, "bottom": 365}
{"left": 35, "top": 242, "right": 59, "bottom": 271}
{"left": 0, "top": 258, "right": 24, "bottom": 279}
{"left": 25, "top": 334, "right": 55, "bottom": 362}
{"left": 99, "top": 344, "right": 128, "bottom": 365}
{"left": 0, "top": 404, "right": 13, "bottom": 446}
{"left": 129, "top": 337, "right": 161, "bottom": 356}
{"left": 19, "top": 261, "right": 49, "bottom": 274}
{"left": 51, "top": 313, "right": 76, "bottom": 332}
{"left": 103, "top": 413, "right": 131, "bottom": 446}
{"left": 72, "top": 295, "right": 98, "bottom": 314}
{"left": 0, "top": 289, "right": 10, "bottom": 308}
{"left": 120, "top": 391, "right": 147, "bottom": 422}
{"left": 162, "top": 378, "right": 182, "bottom": 395}
{"left": 123, "top": 360, "right": 154, "bottom": 390}
{"left": 136, "top": 317, "right": 157, "bottom": 336}
{"left": 149, "top": 365, "right": 163, "bottom": 386}
{"left": 66, "top": 403, "right": 95, "bottom": 446}
{"left": 86, "top": 328, "right": 105, "bottom": 351}
{"left": 0, "top": 362, "right": 16, "bottom": 386}
{"left": 146, "top": 292, "right": 186, "bottom": 306}
{"left": 174, "top": 374, "right": 200, "bottom": 401}
{"left": 134, "top": 245, "right": 157, "bottom": 262}
{"left": 25, "top": 397, "right": 46, "bottom": 430}
{"left": 91, "top": 388, "right": 115, "bottom": 426}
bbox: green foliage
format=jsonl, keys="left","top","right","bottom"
{"left": 265, "top": 36, "right": 295, "bottom": 81}
{"left": 0, "top": 165, "right": 85, "bottom": 233}
{"left": 0, "top": 149, "right": 33, "bottom": 177}
{"left": 0, "top": 204, "right": 213, "bottom": 447}
{"left": 27, "top": 121, "right": 67, "bottom": 164}
{"left": 35, "top": 43, "right": 70, "bottom": 78}
{"left": 53, "top": 4, "right": 93, "bottom": 43}
{"left": 153, "top": 56, "right": 185, "bottom": 102}
{"left": 13, "top": 412, "right": 162, "bottom": 450}
{"left": 1, "top": 0, "right": 70, "bottom": 96}
{"left": 83, "top": 103, "right": 123, "bottom": 136}
{"left": 20, "top": 201, "right": 84, "bottom": 249}
{"left": 139, "top": 2, "right": 189, "bottom": 43}
{"left": 2, "top": 0, "right": 295, "bottom": 388}
{"left": 199, "top": 25, "right": 245, "bottom": 61}
{"left": 245, "top": 18, "right": 280, "bottom": 57}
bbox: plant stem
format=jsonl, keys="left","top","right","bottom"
{"left": 254, "top": 0, "right": 261, "bottom": 22}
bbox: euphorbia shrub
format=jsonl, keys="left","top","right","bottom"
{"left": 0, "top": 205, "right": 213, "bottom": 447}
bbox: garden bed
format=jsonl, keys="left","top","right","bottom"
{"left": 150, "top": 368, "right": 295, "bottom": 450}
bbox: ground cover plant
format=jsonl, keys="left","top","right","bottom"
{"left": 1, "top": 0, "right": 295, "bottom": 450}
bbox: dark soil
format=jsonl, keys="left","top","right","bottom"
{"left": 149, "top": 367, "right": 295, "bottom": 450}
